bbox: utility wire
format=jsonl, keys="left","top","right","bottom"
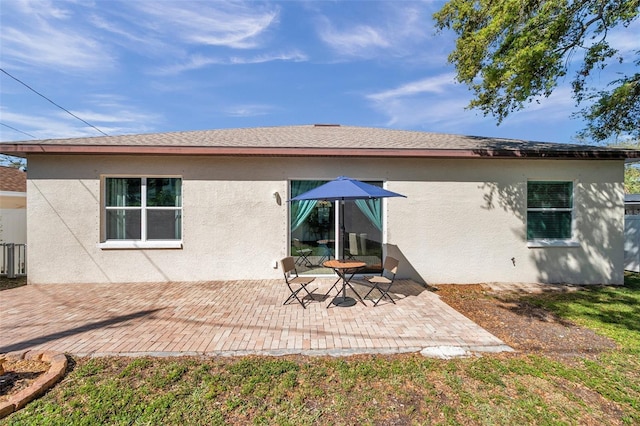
{"left": 1, "top": 68, "right": 109, "bottom": 137}
{"left": 0, "top": 122, "right": 36, "bottom": 139}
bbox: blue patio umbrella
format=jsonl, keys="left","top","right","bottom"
{"left": 289, "top": 176, "right": 406, "bottom": 260}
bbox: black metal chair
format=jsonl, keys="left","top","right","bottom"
{"left": 363, "top": 256, "right": 399, "bottom": 306}
{"left": 280, "top": 256, "right": 315, "bottom": 308}
{"left": 293, "top": 238, "right": 313, "bottom": 266}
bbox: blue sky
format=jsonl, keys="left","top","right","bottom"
{"left": 1, "top": 0, "right": 638, "bottom": 144}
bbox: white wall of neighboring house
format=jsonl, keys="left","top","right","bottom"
{"left": 25, "top": 154, "right": 624, "bottom": 285}
{"left": 0, "top": 198, "right": 27, "bottom": 243}
{"left": 0, "top": 173, "right": 27, "bottom": 244}
{"left": 624, "top": 215, "right": 640, "bottom": 273}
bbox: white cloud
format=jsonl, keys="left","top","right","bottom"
{"left": 154, "top": 55, "right": 226, "bottom": 76}
{"left": 367, "top": 73, "right": 458, "bottom": 102}
{"left": 0, "top": 108, "right": 105, "bottom": 141}
{"left": 370, "top": 95, "right": 472, "bottom": 129}
{"left": 364, "top": 74, "right": 473, "bottom": 128}
{"left": 68, "top": 95, "right": 162, "bottom": 131}
{"left": 0, "top": 0, "right": 284, "bottom": 74}
{"left": 0, "top": 97, "right": 160, "bottom": 142}
{"left": 12, "top": 0, "right": 73, "bottom": 20}
{"left": 154, "top": 50, "right": 308, "bottom": 75}
{"left": 0, "top": 1, "right": 115, "bottom": 71}
{"left": 318, "top": 22, "right": 391, "bottom": 56}
{"left": 366, "top": 75, "right": 577, "bottom": 134}
{"left": 128, "top": 1, "right": 280, "bottom": 49}
{"left": 607, "top": 19, "right": 640, "bottom": 56}
{"left": 88, "top": 12, "right": 165, "bottom": 53}
{"left": 229, "top": 51, "right": 308, "bottom": 65}
{"left": 316, "top": 4, "right": 430, "bottom": 59}
{"left": 222, "top": 104, "right": 274, "bottom": 117}
{"left": 65, "top": 109, "right": 154, "bottom": 125}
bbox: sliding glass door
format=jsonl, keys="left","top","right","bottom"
{"left": 290, "top": 180, "right": 383, "bottom": 275}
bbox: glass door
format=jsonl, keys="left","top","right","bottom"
{"left": 290, "top": 180, "right": 383, "bottom": 275}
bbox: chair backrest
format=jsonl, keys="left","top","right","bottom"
{"left": 281, "top": 256, "right": 297, "bottom": 276}
{"left": 348, "top": 233, "right": 359, "bottom": 256}
{"left": 293, "top": 238, "right": 303, "bottom": 249}
{"left": 382, "top": 256, "right": 399, "bottom": 277}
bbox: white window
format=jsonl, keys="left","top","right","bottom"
{"left": 527, "top": 181, "right": 577, "bottom": 247}
{"left": 101, "top": 177, "right": 182, "bottom": 249}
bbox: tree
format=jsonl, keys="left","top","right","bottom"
{"left": 0, "top": 154, "right": 26, "bottom": 168}
{"left": 434, "top": 0, "right": 640, "bottom": 143}
{"left": 610, "top": 139, "right": 640, "bottom": 192}
{"left": 625, "top": 164, "right": 640, "bottom": 193}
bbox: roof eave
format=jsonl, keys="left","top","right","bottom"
{"left": 0, "top": 144, "right": 637, "bottom": 160}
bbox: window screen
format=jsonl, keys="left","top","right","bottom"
{"left": 105, "top": 177, "right": 182, "bottom": 241}
{"left": 527, "top": 181, "right": 573, "bottom": 240}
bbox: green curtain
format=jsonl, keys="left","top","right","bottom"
{"left": 290, "top": 180, "right": 326, "bottom": 232}
{"left": 291, "top": 200, "right": 317, "bottom": 231}
{"left": 355, "top": 199, "right": 382, "bottom": 231}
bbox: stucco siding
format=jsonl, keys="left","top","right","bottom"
{"left": 25, "top": 155, "right": 624, "bottom": 285}
{"left": 386, "top": 159, "right": 624, "bottom": 285}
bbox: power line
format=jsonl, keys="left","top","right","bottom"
{"left": 0, "top": 122, "right": 36, "bottom": 139}
{"left": 0, "top": 68, "right": 109, "bottom": 137}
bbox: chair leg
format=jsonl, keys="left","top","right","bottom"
{"left": 364, "top": 283, "right": 396, "bottom": 306}
{"left": 295, "top": 253, "right": 312, "bottom": 267}
{"left": 363, "top": 284, "right": 377, "bottom": 300}
{"left": 301, "top": 283, "right": 313, "bottom": 299}
{"left": 284, "top": 284, "right": 307, "bottom": 308}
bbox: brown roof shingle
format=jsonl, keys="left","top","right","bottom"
{"left": 0, "top": 166, "right": 26, "bottom": 192}
{"left": 1, "top": 125, "right": 638, "bottom": 160}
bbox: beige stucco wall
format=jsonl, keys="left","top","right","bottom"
{"left": 25, "top": 154, "right": 624, "bottom": 285}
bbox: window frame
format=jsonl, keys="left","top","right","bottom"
{"left": 99, "top": 175, "right": 183, "bottom": 249}
{"left": 526, "top": 180, "right": 579, "bottom": 248}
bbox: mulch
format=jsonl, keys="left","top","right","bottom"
{"left": 435, "top": 284, "right": 618, "bottom": 359}
{"left": 0, "top": 358, "right": 50, "bottom": 403}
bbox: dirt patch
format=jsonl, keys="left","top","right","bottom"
{"left": 435, "top": 284, "right": 617, "bottom": 359}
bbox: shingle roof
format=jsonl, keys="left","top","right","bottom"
{"left": 1, "top": 125, "right": 638, "bottom": 160}
{"left": 0, "top": 166, "right": 26, "bottom": 192}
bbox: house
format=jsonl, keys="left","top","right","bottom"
{"left": 0, "top": 165, "right": 27, "bottom": 244}
{"left": 1, "top": 125, "right": 638, "bottom": 285}
{"left": 625, "top": 194, "right": 640, "bottom": 216}
{"left": 624, "top": 194, "right": 640, "bottom": 272}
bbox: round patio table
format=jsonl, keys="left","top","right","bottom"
{"left": 323, "top": 259, "right": 366, "bottom": 307}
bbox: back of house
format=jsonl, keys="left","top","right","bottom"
{"left": 1, "top": 125, "right": 637, "bottom": 286}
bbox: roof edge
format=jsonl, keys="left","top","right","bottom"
{"left": 0, "top": 143, "right": 638, "bottom": 159}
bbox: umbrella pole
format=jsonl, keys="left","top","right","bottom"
{"left": 340, "top": 199, "right": 346, "bottom": 260}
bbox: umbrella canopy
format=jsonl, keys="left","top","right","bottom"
{"left": 289, "top": 176, "right": 406, "bottom": 260}
{"left": 289, "top": 176, "right": 406, "bottom": 202}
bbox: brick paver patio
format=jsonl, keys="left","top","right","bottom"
{"left": 0, "top": 279, "right": 511, "bottom": 357}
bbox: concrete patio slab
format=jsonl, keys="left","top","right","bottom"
{"left": 0, "top": 279, "right": 512, "bottom": 358}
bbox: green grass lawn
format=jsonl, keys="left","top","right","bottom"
{"left": 3, "top": 275, "right": 640, "bottom": 425}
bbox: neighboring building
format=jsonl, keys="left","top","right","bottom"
{"left": 0, "top": 165, "right": 27, "bottom": 244}
{"left": 1, "top": 125, "right": 638, "bottom": 285}
{"left": 624, "top": 194, "right": 640, "bottom": 272}
{"left": 625, "top": 194, "right": 640, "bottom": 216}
